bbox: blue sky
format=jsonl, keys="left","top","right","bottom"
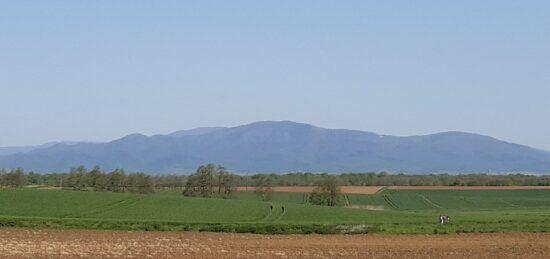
{"left": 1, "top": 1, "right": 549, "bottom": 150}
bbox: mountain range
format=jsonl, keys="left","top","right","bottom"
{"left": 1, "top": 121, "right": 549, "bottom": 174}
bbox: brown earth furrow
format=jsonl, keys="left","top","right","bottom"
{"left": 1, "top": 228, "right": 549, "bottom": 258}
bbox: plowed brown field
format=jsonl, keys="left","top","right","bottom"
{"left": 1, "top": 228, "right": 549, "bottom": 258}
{"left": 237, "top": 185, "right": 550, "bottom": 194}
{"left": 236, "top": 186, "right": 385, "bottom": 194}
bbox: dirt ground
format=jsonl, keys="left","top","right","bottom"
{"left": 0, "top": 228, "right": 549, "bottom": 258}
{"left": 237, "top": 185, "right": 550, "bottom": 194}
{"left": 237, "top": 186, "right": 385, "bottom": 194}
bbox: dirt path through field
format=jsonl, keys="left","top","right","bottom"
{"left": 1, "top": 228, "right": 549, "bottom": 258}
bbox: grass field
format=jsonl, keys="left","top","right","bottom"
{"left": 1, "top": 187, "right": 550, "bottom": 234}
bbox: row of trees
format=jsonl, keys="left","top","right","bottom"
{"left": 241, "top": 172, "right": 550, "bottom": 187}
{"left": 64, "top": 166, "right": 154, "bottom": 193}
{"left": 0, "top": 167, "right": 154, "bottom": 193}
{"left": 182, "top": 164, "right": 236, "bottom": 198}
{"left": 252, "top": 174, "right": 341, "bottom": 206}
{"left": 0, "top": 168, "right": 27, "bottom": 187}
{"left": 3, "top": 168, "right": 550, "bottom": 192}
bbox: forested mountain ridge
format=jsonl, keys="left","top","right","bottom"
{"left": 1, "top": 121, "right": 549, "bottom": 174}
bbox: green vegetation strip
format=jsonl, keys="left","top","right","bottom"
{"left": 2, "top": 188, "right": 550, "bottom": 234}
{"left": 0, "top": 216, "right": 372, "bottom": 234}
{"left": 2, "top": 215, "right": 550, "bottom": 235}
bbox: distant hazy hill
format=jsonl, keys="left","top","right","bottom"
{"left": 1, "top": 121, "right": 550, "bottom": 174}
{"left": 168, "top": 127, "right": 226, "bottom": 137}
{"left": 0, "top": 142, "right": 75, "bottom": 156}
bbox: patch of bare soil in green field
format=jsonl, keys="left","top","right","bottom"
{"left": 0, "top": 228, "right": 549, "bottom": 258}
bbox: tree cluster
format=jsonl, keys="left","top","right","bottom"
{"left": 0, "top": 166, "right": 154, "bottom": 193}
{"left": 182, "top": 164, "right": 236, "bottom": 198}
{"left": 3, "top": 167, "right": 550, "bottom": 192}
{"left": 239, "top": 172, "right": 550, "bottom": 187}
{"left": 254, "top": 175, "right": 274, "bottom": 201}
{"left": 65, "top": 166, "right": 154, "bottom": 193}
{"left": 0, "top": 168, "right": 27, "bottom": 187}
{"left": 309, "top": 176, "right": 341, "bottom": 206}
{"left": 151, "top": 175, "right": 187, "bottom": 190}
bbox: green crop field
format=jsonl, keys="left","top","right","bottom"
{"left": 1, "top": 188, "right": 550, "bottom": 234}
{"left": 235, "top": 191, "right": 308, "bottom": 204}
{"left": 346, "top": 189, "right": 550, "bottom": 210}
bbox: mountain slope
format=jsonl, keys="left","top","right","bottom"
{"left": 0, "top": 142, "right": 78, "bottom": 156}
{"left": 1, "top": 121, "right": 549, "bottom": 173}
{"left": 168, "top": 127, "right": 226, "bottom": 137}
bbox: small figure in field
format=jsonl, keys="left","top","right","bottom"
{"left": 439, "top": 214, "right": 450, "bottom": 225}
{"left": 281, "top": 205, "right": 285, "bottom": 213}
{"left": 270, "top": 204, "right": 273, "bottom": 211}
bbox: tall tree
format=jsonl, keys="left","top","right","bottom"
{"left": 107, "top": 169, "right": 126, "bottom": 192}
{"left": 88, "top": 166, "right": 109, "bottom": 191}
{"left": 183, "top": 164, "right": 236, "bottom": 198}
{"left": 3, "top": 168, "right": 27, "bottom": 187}
{"left": 309, "top": 176, "right": 341, "bottom": 206}
{"left": 254, "top": 175, "right": 273, "bottom": 201}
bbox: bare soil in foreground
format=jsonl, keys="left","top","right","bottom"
{"left": 1, "top": 228, "right": 549, "bottom": 259}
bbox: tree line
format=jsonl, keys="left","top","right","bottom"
{"left": 182, "top": 164, "right": 236, "bottom": 198}
{"left": 242, "top": 172, "right": 550, "bottom": 187}
{"left": 2, "top": 168, "right": 550, "bottom": 192}
{"left": 0, "top": 166, "right": 154, "bottom": 193}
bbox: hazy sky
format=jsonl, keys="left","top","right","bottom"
{"left": 1, "top": 1, "right": 549, "bottom": 150}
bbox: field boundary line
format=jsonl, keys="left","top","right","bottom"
{"left": 375, "top": 186, "right": 388, "bottom": 194}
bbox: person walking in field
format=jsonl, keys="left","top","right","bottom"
{"left": 439, "top": 214, "right": 450, "bottom": 225}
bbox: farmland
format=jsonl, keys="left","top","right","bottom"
{"left": 1, "top": 187, "right": 550, "bottom": 234}
{"left": 2, "top": 228, "right": 550, "bottom": 258}
{"left": 235, "top": 186, "right": 385, "bottom": 194}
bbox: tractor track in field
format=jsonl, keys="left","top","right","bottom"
{"left": 69, "top": 196, "right": 145, "bottom": 219}
{"left": 259, "top": 203, "right": 286, "bottom": 222}
{"left": 382, "top": 194, "right": 399, "bottom": 209}
{"left": 498, "top": 198, "right": 521, "bottom": 208}
{"left": 259, "top": 203, "right": 274, "bottom": 222}
{"left": 344, "top": 195, "right": 351, "bottom": 207}
{"left": 418, "top": 194, "right": 445, "bottom": 209}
